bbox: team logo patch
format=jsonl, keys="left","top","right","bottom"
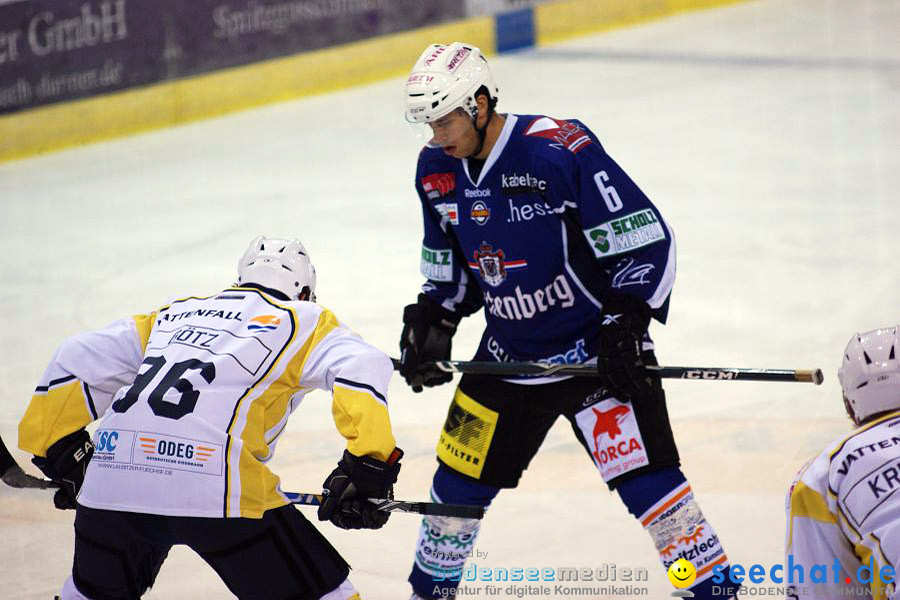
{"left": 248, "top": 315, "right": 280, "bottom": 332}
{"left": 436, "top": 202, "right": 459, "bottom": 225}
{"left": 470, "top": 200, "right": 490, "bottom": 225}
{"left": 474, "top": 243, "right": 506, "bottom": 286}
{"left": 423, "top": 172, "right": 456, "bottom": 200}
{"left": 468, "top": 243, "right": 527, "bottom": 288}
{"left": 612, "top": 257, "right": 655, "bottom": 288}
{"left": 525, "top": 116, "right": 593, "bottom": 154}
{"left": 575, "top": 397, "right": 649, "bottom": 482}
{"left": 135, "top": 433, "right": 224, "bottom": 475}
{"left": 437, "top": 389, "right": 498, "bottom": 479}
{"left": 584, "top": 209, "right": 665, "bottom": 258}
{"left": 421, "top": 245, "right": 453, "bottom": 282}
{"left": 92, "top": 429, "right": 135, "bottom": 465}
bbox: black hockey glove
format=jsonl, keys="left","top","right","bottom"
{"left": 0, "top": 436, "right": 51, "bottom": 488}
{"left": 32, "top": 429, "right": 94, "bottom": 510}
{"left": 318, "top": 448, "right": 403, "bottom": 530}
{"left": 2, "top": 465, "right": 54, "bottom": 489}
{"left": 597, "top": 294, "right": 655, "bottom": 401}
{"left": 399, "top": 294, "right": 461, "bottom": 393}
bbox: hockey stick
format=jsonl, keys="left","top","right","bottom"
{"left": 284, "top": 491, "right": 485, "bottom": 519}
{"left": 0, "top": 434, "right": 54, "bottom": 489}
{"left": 390, "top": 359, "right": 823, "bottom": 385}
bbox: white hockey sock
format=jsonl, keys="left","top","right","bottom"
{"left": 639, "top": 481, "right": 729, "bottom": 587}
{"left": 320, "top": 577, "right": 360, "bottom": 600}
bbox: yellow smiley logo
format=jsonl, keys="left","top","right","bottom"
{"left": 667, "top": 558, "right": 696, "bottom": 588}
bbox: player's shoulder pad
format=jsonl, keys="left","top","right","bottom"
{"left": 417, "top": 145, "right": 457, "bottom": 173}
{"left": 288, "top": 298, "right": 325, "bottom": 315}
{"left": 416, "top": 147, "right": 461, "bottom": 203}
{"left": 826, "top": 411, "right": 900, "bottom": 469}
{"left": 517, "top": 114, "right": 604, "bottom": 157}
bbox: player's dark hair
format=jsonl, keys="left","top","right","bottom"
{"left": 474, "top": 85, "right": 498, "bottom": 112}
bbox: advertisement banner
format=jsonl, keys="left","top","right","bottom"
{"left": 464, "top": 0, "right": 550, "bottom": 17}
{"left": 0, "top": 0, "right": 465, "bottom": 115}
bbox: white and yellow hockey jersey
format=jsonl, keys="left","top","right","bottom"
{"left": 786, "top": 411, "right": 900, "bottom": 599}
{"left": 19, "top": 287, "right": 396, "bottom": 519}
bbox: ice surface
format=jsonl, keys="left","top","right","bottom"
{"left": 1, "top": 0, "right": 898, "bottom": 597}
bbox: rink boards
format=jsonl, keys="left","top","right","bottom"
{"left": 0, "top": 0, "right": 746, "bottom": 163}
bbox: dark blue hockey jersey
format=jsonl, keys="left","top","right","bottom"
{"left": 415, "top": 114, "right": 675, "bottom": 367}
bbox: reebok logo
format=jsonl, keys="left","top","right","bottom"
{"left": 602, "top": 313, "right": 624, "bottom": 326}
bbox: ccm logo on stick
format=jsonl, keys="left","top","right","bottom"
{"left": 682, "top": 370, "right": 737, "bottom": 380}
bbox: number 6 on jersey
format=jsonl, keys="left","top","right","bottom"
{"left": 594, "top": 170, "right": 623, "bottom": 212}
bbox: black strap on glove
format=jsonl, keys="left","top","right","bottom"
{"left": 597, "top": 293, "right": 655, "bottom": 401}
{"left": 32, "top": 429, "right": 94, "bottom": 510}
{"left": 318, "top": 448, "right": 403, "bottom": 530}
{"left": 399, "top": 294, "right": 461, "bottom": 392}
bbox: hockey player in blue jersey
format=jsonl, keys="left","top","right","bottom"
{"left": 398, "top": 42, "right": 737, "bottom": 600}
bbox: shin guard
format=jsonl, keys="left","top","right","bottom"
{"left": 408, "top": 466, "right": 498, "bottom": 599}
{"left": 618, "top": 468, "right": 737, "bottom": 599}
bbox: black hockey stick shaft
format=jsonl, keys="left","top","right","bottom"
{"left": 284, "top": 491, "right": 485, "bottom": 519}
{"left": 0, "top": 434, "right": 18, "bottom": 474}
{"left": 390, "top": 358, "right": 823, "bottom": 385}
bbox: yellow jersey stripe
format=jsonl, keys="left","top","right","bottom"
{"left": 235, "top": 307, "right": 343, "bottom": 516}
{"left": 19, "top": 380, "right": 93, "bottom": 457}
{"left": 224, "top": 294, "right": 298, "bottom": 517}
{"left": 853, "top": 541, "right": 888, "bottom": 600}
{"left": 132, "top": 312, "right": 156, "bottom": 354}
{"left": 332, "top": 386, "right": 396, "bottom": 462}
{"left": 788, "top": 480, "right": 837, "bottom": 548}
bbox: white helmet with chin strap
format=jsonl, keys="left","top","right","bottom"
{"left": 405, "top": 42, "right": 499, "bottom": 150}
{"left": 838, "top": 326, "right": 900, "bottom": 425}
{"left": 236, "top": 236, "right": 317, "bottom": 302}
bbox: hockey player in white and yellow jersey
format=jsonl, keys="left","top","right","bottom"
{"left": 18, "top": 236, "right": 403, "bottom": 600}
{"left": 786, "top": 326, "right": 900, "bottom": 600}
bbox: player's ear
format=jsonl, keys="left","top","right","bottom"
{"left": 474, "top": 93, "right": 490, "bottom": 125}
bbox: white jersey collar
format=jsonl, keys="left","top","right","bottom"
{"left": 463, "top": 114, "right": 518, "bottom": 188}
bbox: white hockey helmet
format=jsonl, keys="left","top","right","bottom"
{"left": 236, "top": 236, "right": 317, "bottom": 302}
{"left": 404, "top": 42, "right": 498, "bottom": 127}
{"left": 838, "top": 326, "right": 900, "bottom": 425}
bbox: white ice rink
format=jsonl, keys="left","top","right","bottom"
{"left": 1, "top": 0, "right": 898, "bottom": 598}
